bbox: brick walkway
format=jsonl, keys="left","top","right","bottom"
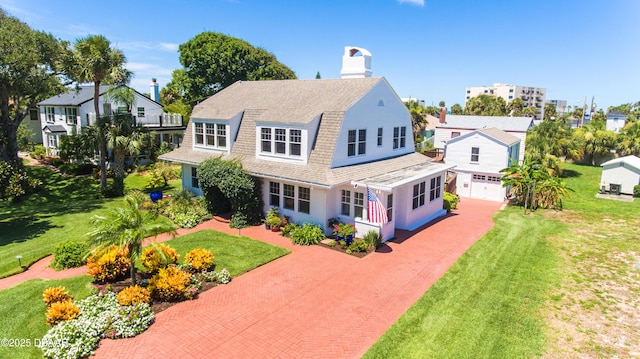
{"left": 93, "top": 198, "right": 502, "bottom": 358}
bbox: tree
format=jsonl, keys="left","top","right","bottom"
{"left": 507, "top": 98, "right": 525, "bottom": 117}
{"left": 66, "top": 34, "right": 132, "bottom": 192}
{"left": 573, "top": 124, "right": 617, "bottom": 165}
{"left": 617, "top": 121, "right": 640, "bottom": 156}
{"left": 463, "top": 95, "right": 506, "bottom": 116}
{"left": 315, "top": 71, "right": 321, "bottom": 79}
{"left": 544, "top": 103, "right": 557, "bottom": 121}
{"left": 526, "top": 119, "right": 580, "bottom": 162}
{"left": 87, "top": 193, "right": 176, "bottom": 284}
{"left": 450, "top": 103, "right": 463, "bottom": 115}
{"left": 0, "top": 8, "right": 68, "bottom": 163}
{"left": 176, "top": 32, "right": 296, "bottom": 105}
{"left": 438, "top": 100, "right": 445, "bottom": 107}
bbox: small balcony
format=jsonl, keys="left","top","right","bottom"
{"left": 86, "top": 112, "right": 183, "bottom": 128}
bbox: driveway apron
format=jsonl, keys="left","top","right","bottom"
{"left": 94, "top": 198, "right": 502, "bottom": 358}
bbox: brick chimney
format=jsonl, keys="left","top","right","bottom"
{"left": 439, "top": 107, "right": 447, "bottom": 123}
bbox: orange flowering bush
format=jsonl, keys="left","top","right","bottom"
{"left": 45, "top": 300, "right": 80, "bottom": 325}
{"left": 183, "top": 248, "right": 214, "bottom": 272}
{"left": 140, "top": 243, "right": 179, "bottom": 274}
{"left": 116, "top": 285, "right": 151, "bottom": 306}
{"left": 42, "top": 286, "right": 74, "bottom": 306}
{"left": 87, "top": 246, "right": 130, "bottom": 283}
{"left": 149, "top": 266, "right": 197, "bottom": 302}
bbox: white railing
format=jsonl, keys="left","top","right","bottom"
{"left": 86, "top": 112, "right": 182, "bottom": 128}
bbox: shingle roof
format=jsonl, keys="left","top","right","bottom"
{"left": 601, "top": 155, "right": 640, "bottom": 171}
{"left": 478, "top": 127, "right": 520, "bottom": 145}
{"left": 42, "top": 125, "right": 67, "bottom": 133}
{"left": 191, "top": 77, "right": 384, "bottom": 123}
{"left": 437, "top": 115, "right": 533, "bottom": 132}
{"left": 159, "top": 77, "right": 438, "bottom": 188}
{"left": 38, "top": 85, "right": 110, "bottom": 106}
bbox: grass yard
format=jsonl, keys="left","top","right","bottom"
{"left": 365, "top": 161, "right": 640, "bottom": 358}
{"left": 0, "top": 166, "right": 179, "bottom": 279}
{"left": 0, "top": 230, "right": 289, "bottom": 359}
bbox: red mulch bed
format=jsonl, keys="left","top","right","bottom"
{"left": 99, "top": 272, "right": 221, "bottom": 314}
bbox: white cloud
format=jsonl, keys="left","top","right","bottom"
{"left": 117, "top": 41, "right": 179, "bottom": 53}
{"left": 126, "top": 62, "right": 173, "bottom": 77}
{"left": 159, "top": 42, "right": 179, "bottom": 52}
{"left": 398, "top": 0, "right": 424, "bottom": 6}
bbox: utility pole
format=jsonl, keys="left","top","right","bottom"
{"left": 580, "top": 96, "right": 587, "bottom": 127}
{"left": 588, "top": 96, "right": 595, "bottom": 123}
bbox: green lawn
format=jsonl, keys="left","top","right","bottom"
{"left": 0, "top": 166, "right": 179, "bottom": 279}
{"left": 0, "top": 230, "right": 289, "bottom": 359}
{"left": 365, "top": 161, "right": 640, "bottom": 358}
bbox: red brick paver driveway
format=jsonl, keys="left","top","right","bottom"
{"left": 94, "top": 198, "right": 502, "bottom": 358}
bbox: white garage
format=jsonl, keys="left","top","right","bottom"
{"left": 444, "top": 128, "right": 520, "bottom": 202}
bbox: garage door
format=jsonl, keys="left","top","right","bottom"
{"left": 470, "top": 174, "right": 504, "bottom": 202}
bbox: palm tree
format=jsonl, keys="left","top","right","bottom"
{"left": 500, "top": 158, "right": 547, "bottom": 211}
{"left": 87, "top": 193, "right": 176, "bottom": 284}
{"left": 67, "top": 35, "right": 132, "bottom": 192}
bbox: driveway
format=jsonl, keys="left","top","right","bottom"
{"left": 94, "top": 198, "right": 502, "bottom": 358}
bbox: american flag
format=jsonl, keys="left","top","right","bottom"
{"left": 367, "top": 187, "right": 389, "bottom": 224}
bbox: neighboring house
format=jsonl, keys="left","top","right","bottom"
{"left": 159, "top": 77, "right": 454, "bottom": 241}
{"left": 606, "top": 111, "right": 627, "bottom": 133}
{"left": 434, "top": 115, "right": 532, "bottom": 163}
{"left": 600, "top": 155, "right": 640, "bottom": 195}
{"left": 38, "top": 85, "right": 184, "bottom": 156}
{"left": 23, "top": 107, "right": 44, "bottom": 145}
{"left": 444, "top": 128, "right": 519, "bottom": 202}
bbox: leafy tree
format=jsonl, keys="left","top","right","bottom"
{"left": 572, "top": 107, "right": 584, "bottom": 120}
{"left": 17, "top": 123, "right": 35, "bottom": 151}
{"left": 464, "top": 95, "right": 506, "bottom": 116}
{"left": 315, "top": 71, "right": 321, "bottom": 79}
{"left": 523, "top": 107, "right": 538, "bottom": 118}
{"left": 176, "top": 32, "right": 296, "bottom": 104}
{"left": 58, "top": 127, "right": 96, "bottom": 163}
{"left": 450, "top": 103, "right": 463, "bottom": 115}
{"left": 543, "top": 103, "right": 557, "bottom": 120}
{"left": 0, "top": 8, "right": 69, "bottom": 163}
{"left": 438, "top": 100, "right": 445, "bottom": 108}
{"left": 590, "top": 109, "right": 607, "bottom": 123}
{"left": 617, "top": 121, "right": 640, "bottom": 156}
{"left": 87, "top": 193, "right": 176, "bottom": 284}
{"left": 573, "top": 124, "right": 617, "bottom": 165}
{"left": 500, "top": 158, "right": 571, "bottom": 211}
{"left": 106, "top": 86, "right": 135, "bottom": 113}
{"left": 65, "top": 34, "right": 132, "bottom": 193}
{"left": 507, "top": 98, "right": 525, "bottom": 117}
{"left": 526, "top": 119, "right": 580, "bottom": 162}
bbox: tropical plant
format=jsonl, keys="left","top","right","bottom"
{"left": 149, "top": 266, "right": 198, "bottom": 301}
{"left": 43, "top": 287, "right": 74, "bottom": 306}
{"left": 116, "top": 285, "right": 151, "bottom": 306}
{"left": 333, "top": 223, "right": 356, "bottom": 237}
{"left": 183, "top": 248, "right": 214, "bottom": 272}
{"left": 290, "top": 223, "right": 325, "bottom": 245}
{"left": 443, "top": 192, "right": 459, "bottom": 212}
{"left": 86, "top": 245, "right": 130, "bottom": 283}
{"left": 65, "top": 34, "right": 132, "bottom": 192}
{"left": 140, "top": 243, "right": 179, "bottom": 274}
{"left": 86, "top": 193, "right": 176, "bottom": 284}
{"left": 45, "top": 301, "right": 80, "bottom": 326}
{"left": 363, "top": 230, "right": 382, "bottom": 249}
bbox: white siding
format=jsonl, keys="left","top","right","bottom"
{"left": 435, "top": 127, "right": 526, "bottom": 163}
{"left": 601, "top": 164, "right": 640, "bottom": 195}
{"left": 445, "top": 133, "right": 511, "bottom": 174}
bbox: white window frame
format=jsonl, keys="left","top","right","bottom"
{"left": 387, "top": 193, "right": 393, "bottom": 221}
{"left": 191, "top": 167, "right": 199, "bottom": 188}
{"left": 354, "top": 192, "right": 364, "bottom": 219}
{"left": 412, "top": 182, "right": 426, "bottom": 209}
{"left": 259, "top": 127, "right": 303, "bottom": 158}
{"left": 377, "top": 127, "right": 383, "bottom": 147}
{"left": 430, "top": 176, "right": 441, "bottom": 202}
{"left": 341, "top": 190, "right": 351, "bottom": 216}
{"left": 269, "top": 181, "right": 280, "bottom": 207}
{"left": 471, "top": 147, "right": 480, "bottom": 162}
{"left": 45, "top": 107, "right": 55, "bottom": 123}
{"left": 65, "top": 107, "right": 77, "bottom": 125}
{"left": 137, "top": 107, "right": 145, "bottom": 118}
{"left": 393, "top": 126, "right": 407, "bottom": 149}
{"left": 283, "top": 184, "right": 295, "bottom": 210}
{"left": 298, "top": 186, "right": 310, "bottom": 214}
{"left": 193, "top": 121, "right": 227, "bottom": 150}
{"left": 348, "top": 129, "right": 366, "bottom": 157}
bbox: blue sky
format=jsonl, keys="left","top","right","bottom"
{"left": 1, "top": 0, "right": 638, "bottom": 110}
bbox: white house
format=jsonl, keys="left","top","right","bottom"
{"left": 606, "top": 111, "right": 627, "bottom": 133}
{"left": 434, "top": 115, "right": 532, "bottom": 163}
{"left": 600, "top": 155, "right": 640, "bottom": 195}
{"left": 444, "top": 128, "right": 520, "bottom": 202}
{"left": 159, "top": 77, "right": 454, "bottom": 241}
{"left": 38, "top": 85, "right": 184, "bottom": 156}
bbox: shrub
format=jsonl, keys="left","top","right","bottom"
{"left": 46, "top": 300, "right": 80, "bottom": 325}
{"left": 86, "top": 246, "right": 130, "bottom": 283}
{"left": 348, "top": 238, "right": 369, "bottom": 253}
{"left": 30, "top": 144, "right": 46, "bottom": 160}
{"left": 58, "top": 163, "right": 96, "bottom": 176}
{"left": 0, "top": 161, "right": 41, "bottom": 201}
{"left": 140, "top": 244, "right": 179, "bottom": 274}
{"left": 184, "top": 248, "right": 214, "bottom": 272}
{"left": 216, "top": 268, "right": 231, "bottom": 284}
{"left": 146, "top": 162, "right": 179, "bottom": 189}
{"left": 45, "top": 157, "right": 65, "bottom": 167}
{"left": 43, "top": 286, "right": 74, "bottom": 306}
{"left": 149, "top": 266, "right": 198, "bottom": 301}
{"left": 162, "top": 193, "right": 210, "bottom": 228}
{"left": 363, "top": 230, "right": 382, "bottom": 249}
{"left": 117, "top": 285, "right": 151, "bottom": 306}
{"left": 52, "top": 241, "right": 87, "bottom": 270}
{"left": 443, "top": 191, "right": 459, "bottom": 212}
{"left": 326, "top": 239, "right": 336, "bottom": 247}
{"left": 290, "top": 223, "right": 325, "bottom": 245}
{"left": 103, "top": 303, "right": 155, "bottom": 339}
{"left": 634, "top": 184, "right": 640, "bottom": 198}
{"left": 281, "top": 223, "right": 299, "bottom": 238}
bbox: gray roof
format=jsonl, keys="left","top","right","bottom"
{"left": 160, "top": 77, "right": 441, "bottom": 187}
{"left": 478, "top": 127, "right": 520, "bottom": 145}
{"left": 437, "top": 115, "right": 533, "bottom": 132}
{"left": 42, "top": 125, "right": 67, "bottom": 133}
{"left": 606, "top": 111, "right": 627, "bottom": 118}
{"left": 191, "top": 77, "right": 385, "bottom": 123}
{"left": 38, "top": 85, "right": 110, "bottom": 106}
{"left": 601, "top": 155, "right": 640, "bottom": 171}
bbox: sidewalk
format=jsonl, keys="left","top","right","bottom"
{"left": 93, "top": 198, "right": 503, "bottom": 358}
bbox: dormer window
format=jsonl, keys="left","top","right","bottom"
{"left": 194, "top": 122, "right": 227, "bottom": 150}
{"left": 260, "top": 127, "right": 303, "bottom": 158}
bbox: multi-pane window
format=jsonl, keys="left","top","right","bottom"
{"left": 393, "top": 126, "right": 407, "bottom": 149}
{"left": 348, "top": 129, "right": 366, "bottom": 157}
{"left": 137, "top": 107, "right": 145, "bottom": 117}
{"left": 387, "top": 193, "right": 393, "bottom": 221}
{"left": 283, "top": 184, "right": 295, "bottom": 210}
{"left": 298, "top": 187, "right": 310, "bottom": 214}
{"left": 430, "top": 176, "right": 441, "bottom": 201}
{"left": 354, "top": 192, "right": 364, "bottom": 218}
{"left": 45, "top": 107, "right": 55, "bottom": 123}
{"left": 377, "top": 127, "right": 383, "bottom": 146}
{"left": 275, "top": 129, "right": 287, "bottom": 154}
{"left": 117, "top": 106, "right": 127, "bottom": 114}
{"left": 48, "top": 135, "right": 58, "bottom": 148}
{"left": 269, "top": 181, "right": 280, "bottom": 207}
{"left": 412, "top": 182, "right": 426, "bottom": 209}
{"left": 205, "top": 123, "right": 215, "bottom": 146}
{"left": 290, "top": 129, "right": 301, "bottom": 156}
{"left": 65, "top": 108, "right": 77, "bottom": 125}
{"left": 29, "top": 108, "right": 39, "bottom": 121}
{"left": 261, "top": 128, "right": 272, "bottom": 152}
{"left": 191, "top": 167, "right": 199, "bottom": 188}
{"left": 194, "top": 123, "right": 204, "bottom": 145}
{"left": 216, "top": 124, "right": 226, "bottom": 148}
{"left": 471, "top": 147, "right": 480, "bottom": 162}
{"left": 341, "top": 190, "right": 351, "bottom": 216}
{"left": 103, "top": 103, "right": 112, "bottom": 116}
